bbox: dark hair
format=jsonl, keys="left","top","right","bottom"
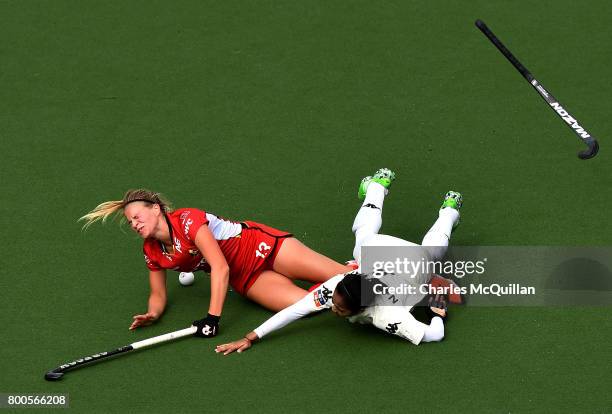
{"left": 335, "top": 272, "right": 377, "bottom": 314}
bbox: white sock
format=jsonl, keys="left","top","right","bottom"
{"left": 352, "top": 182, "right": 386, "bottom": 261}
{"left": 362, "top": 181, "right": 387, "bottom": 208}
{"left": 421, "top": 207, "right": 459, "bottom": 261}
{"left": 422, "top": 316, "right": 445, "bottom": 342}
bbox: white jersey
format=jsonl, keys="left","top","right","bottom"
{"left": 253, "top": 275, "right": 343, "bottom": 339}
{"left": 354, "top": 233, "right": 419, "bottom": 264}
{"left": 253, "top": 274, "right": 428, "bottom": 345}
{"left": 205, "top": 213, "right": 242, "bottom": 240}
{"left": 359, "top": 233, "right": 433, "bottom": 307}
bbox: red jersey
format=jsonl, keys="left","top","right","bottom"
{"left": 142, "top": 208, "right": 293, "bottom": 295}
{"left": 142, "top": 208, "right": 242, "bottom": 273}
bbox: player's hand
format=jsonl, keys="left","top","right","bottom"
{"left": 429, "top": 306, "right": 447, "bottom": 319}
{"left": 215, "top": 338, "right": 252, "bottom": 355}
{"left": 192, "top": 313, "right": 220, "bottom": 338}
{"left": 129, "top": 312, "right": 158, "bottom": 330}
{"left": 427, "top": 293, "right": 448, "bottom": 320}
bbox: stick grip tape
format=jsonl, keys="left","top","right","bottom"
{"left": 475, "top": 19, "right": 533, "bottom": 81}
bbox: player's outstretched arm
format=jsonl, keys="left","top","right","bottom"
{"left": 214, "top": 298, "right": 314, "bottom": 356}
{"left": 370, "top": 305, "right": 444, "bottom": 345}
{"left": 192, "top": 225, "right": 230, "bottom": 338}
{"left": 216, "top": 331, "right": 259, "bottom": 355}
{"left": 215, "top": 277, "right": 342, "bottom": 355}
{"left": 129, "top": 270, "right": 167, "bottom": 330}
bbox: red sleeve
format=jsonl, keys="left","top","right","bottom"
{"left": 143, "top": 244, "right": 162, "bottom": 271}
{"left": 179, "top": 208, "right": 209, "bottom": 242}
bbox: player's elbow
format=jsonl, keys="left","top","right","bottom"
{"left": 426, "top": 328, "right": 444, "bottom": 342}
{"left": 422, "top": 317, "right": 445, "bottom": 343}
{"left": 211, "top": 263, "right": 230, "bottom": 276}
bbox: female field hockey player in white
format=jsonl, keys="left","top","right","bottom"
{"left": 79, "top": 190, "right": 353, "bottom": 338}
{"left": 216, "top": 168, "right": 463, "bottom": 353}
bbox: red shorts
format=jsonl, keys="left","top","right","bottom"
{"left": 227, "top": 221, "right": 292, "bottom": 296}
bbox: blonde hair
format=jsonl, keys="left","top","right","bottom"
{"left": 79, "top": 189, "right": 173, "bottom": 229}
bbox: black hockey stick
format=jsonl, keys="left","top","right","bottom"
{"left": 44, "top": 326, "right": 196, "bottom": 381}
{"left": 475, "top": 19, "right": 599, "bottom": 159}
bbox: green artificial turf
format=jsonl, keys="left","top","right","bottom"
{"left": 1, "top": 1, "right": 611, "bottom": 412}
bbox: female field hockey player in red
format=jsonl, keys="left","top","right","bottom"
{"left": 80, "top": 189, "right": 353, "bottom": 338}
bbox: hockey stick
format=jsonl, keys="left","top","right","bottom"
{"left": 475, "top": 19, "right": 599, "bottom": 159}
{"left": 44, "top": 326, "right": 197, "bottom": 381}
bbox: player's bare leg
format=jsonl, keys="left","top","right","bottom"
{"left": 246, "top": 270, "right": 310, "bottom": 311}
{"left": 272, "top": 238, "right": 353, "bottom": 283}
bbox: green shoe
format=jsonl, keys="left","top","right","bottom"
{"left": 441, "top": 191, "right": 462, "bottom": 228}
{"left": 358, "top": 168, "right": 396, "bottom": 200}
{"left": 441, "top": 191, "right": 463, "bottom": 210}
